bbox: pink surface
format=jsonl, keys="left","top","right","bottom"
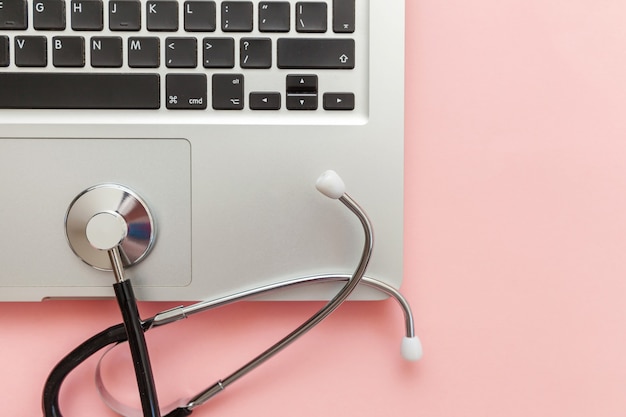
{"left": 3, "top": 1, "right": 626, "bottom": 415}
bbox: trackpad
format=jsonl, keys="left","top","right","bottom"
{"left": 0, "top": 138, "right": 191, "bottom": 292}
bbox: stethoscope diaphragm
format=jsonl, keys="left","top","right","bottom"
{"left": 65, "top": 184, "right": 156, "bottom": 271}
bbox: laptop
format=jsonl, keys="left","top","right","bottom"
{"left": 0, "top": 0, "right": 405, "bottom": 301}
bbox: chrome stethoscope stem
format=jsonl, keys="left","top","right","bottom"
{"left": 108, "top": 246, "right": 127, "bottom": 283}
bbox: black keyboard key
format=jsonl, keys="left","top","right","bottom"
{"left": 71, "top": 0, "right": 103, "bottom": 30}
{"left": 202, "top": 37, "right": 234, "bottom": 68}
{"left": 333, "top": 0, "right": 355, "bottom": 33}
{"left": 91, "top": 36, "right": 123, "bottom": 67}
{"left": 128, "top": 37, "right": 160, "bottom": 68}
{"left": 15, "top": 36, "right": 47, "bottom": 67}
{"left": 0, "top": 73, "right": 160, "bottom": 109}
{"left": 0, "top": 0, "right": 27, "bottom": 29}
{"left": 286, "top": 74, "right": 317, "bottom": 110}
{"left": 287, "top": 94, "right": 317, "bottom": 110}
{"left": 184, "top": 1, "right": 216, "bottom": 32}
{"left": 52, "top": 36, "right": 85, "bottom": 67}
{"left": 249, "top": 92, "right": 281, "bottom": 110}
{"left": 222, "top": 1, "right": 253, "bottom": 32}
{"left": 166, "top": 37, "right": 197, "bottom": 68}
{"left": 166, "top": 74, "right": 207, "bottom": 109}
{"left": 147, "top": 0, "right": 179, "bottom": 31}
{"left": 109, "top": 0, "right": 141, "bottom": 31}
{"left": 259, "top": 2, "right": 290, "bottom": 32}
{"left": 286, "top": 74, "right": 317, "bottom": 92}
{"left": 0, "top": 36, "right": 8, "bottom": 66}
{"left": 277, "top": 38, "right": 355, "bottom": 69}
{"left": 33, "top": 0, "right": 66, "bottom": 30}
{"left": 240, "top": 38, "right": 271, "bottom": 69}
{"left": 296, "top": 1, "right": 326, "bottom": 33}
{"left": 323, "top": 92, "right": 354, "bottom": 110}
{"left": 212, "top": 73, "right": 244, "bottom": 110}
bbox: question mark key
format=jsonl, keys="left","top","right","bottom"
{"left": 240, "top": 38, "right": 272, "bottom": 69}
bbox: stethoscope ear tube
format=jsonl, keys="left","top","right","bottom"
{"left": 176, "top": 193, "right": 373, "bottom": 413}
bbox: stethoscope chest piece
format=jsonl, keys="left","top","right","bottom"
{"left": 65, "top": 184, "right": 156, "bottom": 271}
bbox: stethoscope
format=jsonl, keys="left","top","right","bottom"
{"left": 43, "top": 170, "right": 422, "bottom": 417}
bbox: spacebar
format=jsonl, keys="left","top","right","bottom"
{"left": 0, "top": 73, "right": 160, "bottom": 109}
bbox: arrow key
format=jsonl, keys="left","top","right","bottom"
{"left": 286, "top": 74, "right": 317, "bottom": 92}
{"left": 323, "top": 93, "right": 355, "bottom": 110}
{"left": 250, "top": 92, "right": 281, "bottom": 110}
{"left": 286, "top": 94, "right": 317, "bottom": 110}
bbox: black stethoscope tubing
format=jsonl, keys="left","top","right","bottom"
{"left": 113, "top": 279, "right": 161, "bottom": 417}
{"left": 42, "top": 316, "right": 135, "bottom": 417}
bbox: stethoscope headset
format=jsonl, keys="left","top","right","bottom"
{"left": 43, "top": 170, "right": 422, "bottom": 417}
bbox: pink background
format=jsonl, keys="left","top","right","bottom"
{"left": 3, "top": 1, "right": 626, "bottom": 415}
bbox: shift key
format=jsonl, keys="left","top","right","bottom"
{"left": 277, "top": 38, "right": 355, "bottom": 69}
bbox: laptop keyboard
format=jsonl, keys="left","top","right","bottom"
{"left": 0, "top": 0, "right": 359, "bottom": 111}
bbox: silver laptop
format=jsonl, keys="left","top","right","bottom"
{"left": 0, "top": 0, "right": 404, "bottom": 301}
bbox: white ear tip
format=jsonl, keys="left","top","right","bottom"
{"left": 401, "top": 336, "right": 423, "bottom": 362}
{"left": 315, "top": 170, "right": 346, "bottom": 199}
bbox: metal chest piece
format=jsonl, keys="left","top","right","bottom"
{"left": 65, "top": 184, "right": 156, "bottom": 271}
